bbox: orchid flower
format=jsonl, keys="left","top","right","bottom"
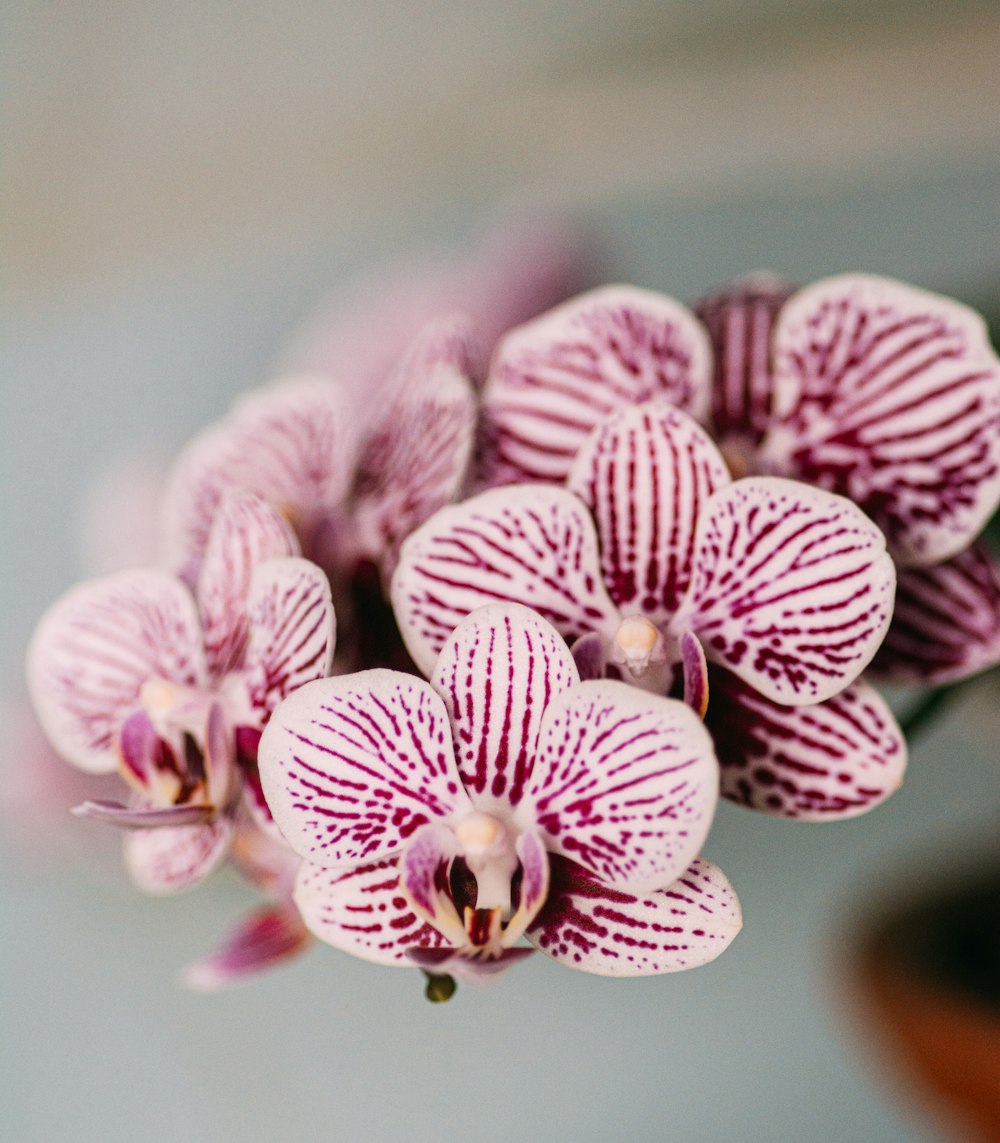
{"left": 259, "top": 605, "right": 741, "bottom": 979}
{"left": 479, "top": 278, "right": 1000, "bottom": 685}
{"left": 393, "top": 401, "right": 905, "bottom": 820}
{"left": 27, "top": 489, "right": 336, "bottom": 894}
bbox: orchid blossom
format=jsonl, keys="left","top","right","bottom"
{"left": 393, "top": 401, "right": 905, "bottom": 820}
{"left": 259, "top": 605, "right": 741, "bottom": 979}
{"left": 480, "top": 278, "right": 1000, "bottom": 685}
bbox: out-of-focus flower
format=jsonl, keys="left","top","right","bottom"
{"left": 27, "top": 490, "right": 335, "bottom": 893}
{"left": 393, "top": 402, "right": 905, "bottom": 820}
{"left": 259, "top": 605, "right": 740, "bottom": 978}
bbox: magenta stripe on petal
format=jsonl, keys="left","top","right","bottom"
{"left": 481, "top": 286, "right": 712, "bottom": 486}
{"left": 568, "top": 402, "right": 730, "bottom": 619}
{"left": 706, "top": 669, "right": 906, "bottom": 820}
{"left": 528, "top": 854, "right": 741, "bottom": 976}
{"left": 764, "top": 274, "right": 1000, "bottom": 566}
{"left": 258, "top": 671, "right": 470, "bottom": 867}
{"left": 679, "top": 476, "right": 895, "bottom": 705}
{"left": 392, "top": 485, "right": 619, "bottom": 676}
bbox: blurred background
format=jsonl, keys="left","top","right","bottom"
{"left": 3, "top": 2, "right": 999, "bottom": 1140}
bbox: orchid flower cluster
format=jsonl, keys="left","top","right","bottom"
{"left": 27, "top": 244, "right": 1000, "bottom": 998}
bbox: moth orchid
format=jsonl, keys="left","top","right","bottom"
{"left": 27, "top": 490, "right": 336, "bottom": 894}
{"left": 259, "top": 605, "right": 741, "bottom": 978}
{"left": 393, "top": 401, "right": 905, "bottom": 820}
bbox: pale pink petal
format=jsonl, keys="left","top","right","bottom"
{"left": 196, "top": 491, "right": 299, "bottom": 677}
{"left": 391, "top": 485, "right": 619, "bottom": 677}
{"left": 567, "top": 402, "right": 730, "bottom": 619}
{"left": 71, "top": 799, "right": 214, "bottom": 828}
{"left": 163, "top": 375, "right": 357, "bottom": 568}
{"left": 27, "top": 570, "right": 206, "bottom": 773}
{"left": 501, "top": 828, "right": 551, "bottom": 946}
{"left": 258, "top": 671, "right": 471, "bottom": 867}
{"left": 123, "top": 816, "right": 232, "bottom": 894}
{"left": 397, "top": 823, "right": 467, "bottom": 947}
{"left": 294, "top": 858, "right": 451, "bottom": 966}
{"left": 870, "top": 543, "right": 1000, "bottom": 684}
{"left": 482, "top": 286, "right": 712, "bottom": 485}
{"left": 429, "top": 604, "right": 578, "bottom": 814}
{"left": 242, "top": 557, "right": 336, "bottom": 723}
{"left": 680, "top": 630, "right": 709, "bottom": 718}
{"left": 694, "top": 273, "right": 795, "bottom": 447}
{"left": 678, "top": 477, "right": 895, "bottom": 705}
{"left": 528, "top": 854, "right": 741, "bottom": 976}
{"left": 706, "top": 670, "right": 907, "bottom": 820}
{"left": 763, "top": 274, "right": 1000, "bottom": 566}
{"left": 522, "top": 680, "right": 718, "bottom": 893}
{"left": 181, "top": 904, "right": 312, "bottom": 990}
{"left": 352, "top": 317, "right": 476, "bottom": 579}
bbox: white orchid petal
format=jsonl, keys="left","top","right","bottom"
{"left": 123, "top": 816, "right": 232, "bottom": 895}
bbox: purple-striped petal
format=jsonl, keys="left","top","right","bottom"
{"left": 391, "top": 485, "right": 620, "bottom": 677}
{"left": 762, "top": 274, "right": 1000, "bottom": 566}
{"left": 294, "top": 858, "right": 451, "bottom": 966}
{"left": 181, "top": 904, "right": 312, "bottom": 990}
{"left": 163, "top": 375, "right": 357, "bottom": 568}
{"left": 123, "top": 816, "right": 232, "bottom": 894}
{"left": 678, "top": 477, "right": 895, "bottom": 705}
{"left": 429, "top": 604, "right": 579, "bottom": 814}
{"left": 567, "top": 402, "right": 730, "bottom": 619}
{"left": 523, "top": 680, "right": 718, "bottom": 893}
{"left": 258, "top": 671, "right": 471, "bottom": 867}
{"left": 528, "top": 854, "right": 741, "bottom": 976}
{"left": 694, "top": 273, "right": 796, "bottom": 448}
{"left": 196, "top": 491, "right": 299, "bottom": 677}
{"left": 706, "top": 669, "right": 906, "bottom": 820}
{"left": 870, "top": 543, "right": 1000, "bottom": 684}
{"left": 27, "top": 570, "right": 206, "bottom": 773}
{"left": 397, "top": 823, "right": 467, "bottom": 947}
{"left": 242, "top": 557, "right": 336, "bottom": 722}
{"left": 482, "top": 286, "right": 712, "bottom": 485}
{"left": 352, "top": 317, "right": 476, "bottom": 579}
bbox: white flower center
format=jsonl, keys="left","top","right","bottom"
{"left": 453, "top": 811, "right": 518, "bottom": 919}
{"left": 610, "top": 616, "right": 666, "bottom": 678}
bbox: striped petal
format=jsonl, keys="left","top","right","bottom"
{"left": 294, "top": 858, "right": 451, "bottom": 966}
{"left": 521, "top": 680, "right": 718, "bottom": 893}
{"left": 391, "top": 485, "right": 620, "bottom": 677}
{"left": 242, "top": 557, "right": 336, "bottom": 723}
{"left": 71, "top": 799, "right": 215, "bottom": 828}
{"left": 163, "top": 375, "right": 357, "bottom": 568}
{"left": 258, "top": 671, "right": 471, "bottom": 868}
{"left": 762, "top": 274, "right": 1000, "bottom": 566}
{"left": 705, "top": 670, "right": 907, "bottom": 820}
{"left": 481, "top": 286, "right": 712, "bottom": 485}
{"left": 528, "top": 854, "right": 741, "bottom": 976}
{"left": 123, "top": 816, "right": 232, "bottom": 894}
{"left": 677, "top": 477, "right": 895, "bottom": 705}
{"left": 181, "top": 904, "right": 312, "bottom": 990}
{"left": 429, "top": 604, "right": 578, "bottom": 814}
{"left": 567, "top": 402, "right": 730, "bottom": 619}
{"left": 397, "top": 823, "right": 467, "bottom": 947}
{"left": 352, "top": 317, "right": 476, "bottom": 580}
{"left": 870, "top": 543, "right": 1000, "bottom": 684}
{"left": 196, "top": 491, "right": 299, "bottom": 678}
{"left": 27, "top": 570, "right": 206, "bottom": 773}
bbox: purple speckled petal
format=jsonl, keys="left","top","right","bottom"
{"left": 522, "top": 680, "right": 718, "bottom": 893}
{"left": 27, "top": 569, "right": 206, "bottom": 773}
{"left": 294, "top": 858, "right": 452, "bottom": 966}
{"left": 258, "top": 671, "right": 471, "bottom": 867}
{"left": 694, "top": 273, "right": 796, "bottom": 447}
{"left": 352, "top": 317, "right": 477, "bottom": 580}
{"left": 568, "top": 402, "right": 730, "bottom": 619}
{"left": 391, "top": 485, "right": 619, "bottom": 677}
{"left": 196, "top": 491, "right": 299, "bottom": 677}
{"left": 397, "top": 823, "right": 467, "bottom": 947}
{"left": 678, "top": 477, "right": 895, "bottom": 705}
{"left": 870, "top": 543, "right": 1000, "bottom": 685}
{"left": 71, "top": 799, "right": 215, "bottom": 828}
{"left": 528, "top": 854, "right": 741, "bottom": 975}
{"left": 163, "top": 375, "right": 357, "bottom": 568}
{"left": 429, "top": 604, "right": 579, "bottom": 814}
{"left": 481, "top": 286, "right": 712, "bottom": 486}
{"left": 706, "top": 669, "right": 906, "bottom": 820}
{"left": 242, "top": 557, "right": 336, "bottom": 722}
{"left": 762, "top": 274, "right": 1000, "bottom": 566}
{"left": 181, "top": 904, "right": 312, "bottom": 990}
{"left": 123, "top": 815, "right": 232, "bottom": 894}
